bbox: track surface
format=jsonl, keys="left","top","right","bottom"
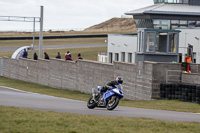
{"left": 0, "top": 86, "right": 200, "bottom": 122}
{"left": 0, "top": 43, "right": 107, "bottom": 52}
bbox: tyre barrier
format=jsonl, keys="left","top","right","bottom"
{"left": 160, "top": 83, "right": 200, "bottom": 104}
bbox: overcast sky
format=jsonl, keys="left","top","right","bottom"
{"left": 0, "top": 0, "right": 153, "bottom": 31}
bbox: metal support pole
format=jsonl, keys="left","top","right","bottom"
{"left": 31, "top": 17, "right": 36, "bottom": 59}
{"left": 39, "top": 6, "right": 44, "bottom": 59}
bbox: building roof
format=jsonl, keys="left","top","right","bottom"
{"left": 125, "top": 3, "right": 200, "bottom": 16}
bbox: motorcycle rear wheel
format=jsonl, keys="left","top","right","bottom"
{"left": 107, "top": 96, "right": 119, "bottom": 110}
{"left": 87, "top": 97, "right": 97, "bottom": 109}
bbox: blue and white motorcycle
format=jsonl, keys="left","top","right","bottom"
{"left": 87, "top": 85, "right": 124, "bottom": 110}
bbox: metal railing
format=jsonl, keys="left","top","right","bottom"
{"left": 166, "top": 70, "right": 182, "bottom": 83}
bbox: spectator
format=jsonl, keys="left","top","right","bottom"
{"left": 56, "top": 52, "right": 61, "bottom": 59}
{"left": 44, "top": 52, "right": 50, "bottom": 60}
{"left": 67, "top": 51, "right": 72, "bottom": 58}
{"left": 77, "top": 53, "right": 83, "bottom": 60}
{"left": 65, "top": 53, "right": 73, "bottom": 61}
{"left": 33, "top": 52, "right": 38, "bottom": 60}
{"left": 22, "top": 49, "right": 28, "bottom": 58}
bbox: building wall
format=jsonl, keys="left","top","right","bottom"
{"left": 178, "top": 28, "right": 200, "bottom": 63}
{"left": 107, "top": 34, "right": 137, "bottom": 63}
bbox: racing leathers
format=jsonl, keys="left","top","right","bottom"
{"left": 100, "top": 80, "right": 119, "bottom": 94}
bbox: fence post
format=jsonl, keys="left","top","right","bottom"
{"left": 0, "top": 58, "right": 3, "bottom": 76}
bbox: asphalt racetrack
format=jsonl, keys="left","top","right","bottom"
{"left": 0, "top": 86, "right": 200, "bottom": 122}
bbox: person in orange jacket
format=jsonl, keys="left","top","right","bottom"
{"left": 185, "top": 54, "right": 191, "bottom": 73}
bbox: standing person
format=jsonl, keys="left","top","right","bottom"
{"left": 22, "top": 49, "right": 28, "bottom": 58}
{"left": 33, "top": 52, "right": 38, "bottom": 60}
{"left": 55, "top": 52, "right": 61, "bottom": 59}
{"left": 77, "top": 53, "right": 83, "bottom": 60}
{"left": 44, "top": 52, "right": 50, "bottom": 60}
{"left": 67, "top": 51, "right": 72, "bottom": 58}
{"left": 185, "top": 54, "right": 191, "bottom": 73}
{"left": 65, "top": 52, "right": 73, "bottom": 61}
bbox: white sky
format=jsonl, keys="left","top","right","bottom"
{"left": 0, "top": 0, "right": 153, "bottom": 31}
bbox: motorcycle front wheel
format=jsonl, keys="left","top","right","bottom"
{"left": 106, "top": 95, "right": 119, "bottom": 110}
{"left": 87, "top": 96, "right": 97, "bottom": 109}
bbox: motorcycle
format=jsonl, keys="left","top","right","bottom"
{"left": 87, "top": 85, "right": 123, "bottom": 110}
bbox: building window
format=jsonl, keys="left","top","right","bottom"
{"left": 171, "top": 25, "right": 179, "bottom": 30}
{"left": 128, "top": 53, "right": 132, "bottom": 63}
{"left": 180, "top": 20, "right": 187, "bottom": 25}
{"left": 154, "top": 0, "right": 189, "bottom": 4}
{"left": 115, "top": 53, "right": 119, "bottom": 61}
{"left": 188, "top": 21, "right": 196, "bottom": 27}
{"left": 121, "top": 52, "right": 125, "bottom": 62}
{"left": 168, "top": 33, "right": 178, "bottom": 53}
{"left": 182, "top": 0, "right": 189, "bottom": 4}
{"left": 146, "top": 32, "right": 155, "bottom": 52}
{"left": 153, "top": 20, "right": 170, "bottom": 30}
{"left": 193, "top": 52, "right": 196, "bottom": 63}
{"left": 109, "top": 52, "right": 113, "bottom": 63}
{"left": 171, "top": 20, "right": 179, "bottom": 25}
{"left": 196, "top": 21, "right": 200, "bottom": 27}
{"left": 155, "top": 32, "right": 168, "bottom": 53}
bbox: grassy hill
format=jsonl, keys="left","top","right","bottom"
{"left": 84, "top": 17, "right": 137, "bottom": 33}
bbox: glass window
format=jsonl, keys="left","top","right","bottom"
{"left": 128, "top": 53, "right": 132, "bottom": 63}
{"left": 155, "top": 32, "right": 168, "bottom": 53}
{"left": 180, "top": 20, "right": 187, "bottom": 25}
{"left": 154, "top": 25, "right": 161, "bottom": 29}
{"left": 162, "top": 26, "right": 169, "bottom": 30}
{"left": 154, "top": 0, "right": 188, "bottom": 3}
{"left": 183, "top": 0, "right": 189, "bottom": 4}
{"left": 109, "top": 52, "right": 113, "bottom": 63}
{"left": 153, "top": 20, "right": 160, "bottom": 25}
{"left": 168, "top": 33, "right": 177, "bottom": 53}
{"left": 121, "top": 52, "right": 125, "bottom": 62}
{"left": 196, "top": 21, "right": 200, "bottom": 27}
{"left": 171, "top": 20, "right": 179, "bottom": 25}
{"left": 171, "top": 25, "right": 179, "bottom": 30}
{"left": 115, "top": 53, "right": 119, "bottom": 61}
{"left": 146, "top": 32, "right": 155, "bottom": 52}
{"left": 188, "top": 21, "right": 196, "bottom": 27}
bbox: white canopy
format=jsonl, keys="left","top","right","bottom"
{"left": 11, "top": 46, "right": 33, "bottom": 59}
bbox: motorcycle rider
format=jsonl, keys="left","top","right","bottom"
{"left": 99, "top": 76, "right": 123, "bottom": 104}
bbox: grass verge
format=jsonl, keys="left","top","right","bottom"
{"left": 0, "top": 76, "right": 200, "bottom": 113}
{"left": 0, "top": 47, "right": 107, "bottom": 61}
{"left": 0, "top": 37, "right": 107, "bottom": 47}
{"left": 0, "top": 106, "right": 200, "bottom": 133}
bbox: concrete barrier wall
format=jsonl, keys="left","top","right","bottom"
{"left": 182, "top": 73, "right": 200, "bottom": 84}
{"left": 4, "top": 57, "right": 195, "bottom": 100}
{"left": 152, "top": 62, "right": 182, "bottom": 99}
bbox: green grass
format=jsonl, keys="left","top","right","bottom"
{"left": 0, "top": 76, "right": 200, "bottom": 113}
{"left": 0, "top": 47, "right": 107, "bottom": 61}
{"left": 0, "top": 106, "right": 200, "bottom": 133}
{"left": 0, "top": 37, "right": 107, "bottom": 47}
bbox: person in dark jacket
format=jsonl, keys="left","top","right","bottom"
{"left": 22, "top": 49, "right": 28, "bottom": 58}
{"left": 99, "top": 76, "right": 123, "bottom": 103}
{"left": 44, "top": 52, "right": 50, "bottom": 60}
{"left": 76, "top": 53, "right": 83, "bottom": 60}
{"left": 56, "top": 52, "right": 61, "bottom": 59}
{"left": 100, "top": 76, "right": 123, "bottom": 94}
{"left": 33, "top": 52, "right": 38, "bottom": 60}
